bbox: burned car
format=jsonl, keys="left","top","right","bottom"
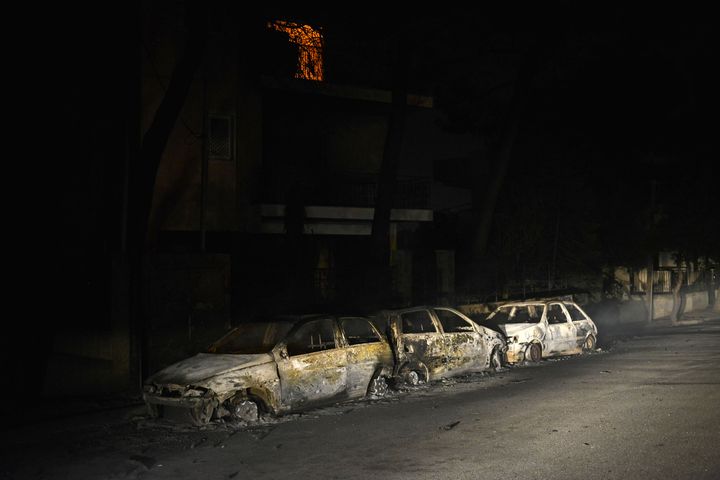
{"left": 377, "top": 306, "right": 506, "bottom": 385}
{"left": 143, "top": 315, "right": 393, "bottom": 425}
{"left": 482, "top": 300, "right": 598, "bottom": 363}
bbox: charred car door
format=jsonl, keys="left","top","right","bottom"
{"left": 564, "top": 302, "right": 595, "bottom": 347}
{"left": 275, "top": 317, "right": 348, "bottom": 410}
{"left": 339, "top": 317, "right": 393, "bottom": 398}
{"left": 433, "top": 308, "right": 488, "bottom": 375}
{"left": 545, "top": 303, "right": 577, "bottom": 354}
{"left": 392, "top": 309, "right": 446, "bottom": 380}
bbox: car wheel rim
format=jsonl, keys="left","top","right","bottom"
{"left": 232, "top": 400, "right": 259, "bottom": 421}
{"left": 369, "top": 376, "right": 388, "bottom": 397}
{"left": 529, "top": 344, "right": 541, "bottom": 362}
{"left": 406, "top": 370, "right": 420, "bottom": 386}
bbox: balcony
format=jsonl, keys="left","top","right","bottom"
{"left": 251, "top": 175, "right": 433, "bottom": 236}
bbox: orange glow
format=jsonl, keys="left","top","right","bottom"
{"left": 269, "top": 20, "right": 324, "bottom": 81}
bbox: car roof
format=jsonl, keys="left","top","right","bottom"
{"left": 249, "top": 312, "right": 375, "bottom": 322}
{"left": 379, "top": 305, "right": 437, "bottom": 315}
{"left": 495, "top": 298, "right": 576, "bottom": 307}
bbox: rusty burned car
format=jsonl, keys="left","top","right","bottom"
{"left": 377, "top": 306, "right": 507, "bottom": 385}
{"left": 482, "top": 299, "right": 598, "bottom": 364}
{"left": 143, "top": 315, "right": 394, "bottom": 425}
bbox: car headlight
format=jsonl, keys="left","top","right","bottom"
{"left": 143, "top": 384, "right": 156, "bottom": 394}
{"left": 184, "top": 386, "right": 210, "bottom": 398}
{"left": 508, "top": 336, "right": 517, "bottom": 344}
{"left": 183, "top": 385, "right": 213, "bottom": 397}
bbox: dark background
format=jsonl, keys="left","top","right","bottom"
{"left": 9, "top": 3, "right": 718, "bottom": 407}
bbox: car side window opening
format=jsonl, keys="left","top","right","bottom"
{"left": 493, "top": 305, "right": 544, "bottom": 324}
{"left": 487, "top": 306, "right": 512, "bottom": 323}
{"left": 547, "top": 304, "right": 568, "bottom": 324}
{"left": 341, "top": 317, "right": 382, "bottom": 345}
{"left": 435, "top": 309, "right": 475, "bottom": 333}
{"left": 564, "top": 303, "right": 587, "bottom": 321}
{"left": 401, "top": 310, "right": 437, "bottom": 334}
{"left": 285, "top": 318, "right": 337, "bottom": 356}
{"left": 528, "top": 304, "right": 544, "bottom": 322}
{"left": 513, "top": 307, "right": 531, "bottom": 323}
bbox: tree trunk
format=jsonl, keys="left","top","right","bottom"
{"left": 670, "top": 265, "right": 685, "bottom": 326}
{"left": 707, "top": 258, "right": 716, "bottom": 309}
{"left": 646, "top": 255, "right": 655, "bottom": 324}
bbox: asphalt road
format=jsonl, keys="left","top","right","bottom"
{"left": 3, "top": 318, "right": 720, "bottom": 479}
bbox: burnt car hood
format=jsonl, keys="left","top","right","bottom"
{"left": 147, "top": 353, "right": 275, "bottom": 386}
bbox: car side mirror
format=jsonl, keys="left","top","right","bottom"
{"left": 279, "top": 348, "right": 288, "bottom": 359}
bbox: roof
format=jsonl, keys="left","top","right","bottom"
{"left": 494, "top": 298, "right": 577, "bottom": 307}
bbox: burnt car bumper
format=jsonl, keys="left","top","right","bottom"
{"left": 143, "top": 385, "right": 219, "bottom": 424}
{"left": 504, "top": 341, "right": 526, "bottom": 364}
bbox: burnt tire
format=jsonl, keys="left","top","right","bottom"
{"left": 526, "top": 343, "right": 542, "bottom": 363}
{"left": 583, "top": 334, "right": 596, "bottom": 352}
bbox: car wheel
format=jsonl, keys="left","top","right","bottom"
{"left": 405, "top": 370, "right": 420, "bottom": 386}
{"left": 583, "top": 334, "right": 596, "bottom": 352}
{"left": 367, "top": 375, "right": 389, "bottom": 397}
{"left": 231, "top": 399, "right": 260, "bottom": 421}
{"left": 221, "top": 395, "right": 263, "bottom": 422}
{"left": 490, "top": 347, "right": 504, "bottom": 371}
{"left": 526, "top": 343, "right": 542, "bottom": 363}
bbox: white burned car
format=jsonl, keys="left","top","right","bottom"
{"left": 482, "top": 300, "right": 598, "bottom": 364}
{"left": 142, "top": 315, "right": 393, "bottom": 425}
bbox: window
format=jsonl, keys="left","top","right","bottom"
{"left": 267, "top": 21, "right": 324, "bottom": 81}
{"left": 512, "top": 305, "right": 544, "bottom": 324}
{"left": 208, "top": 322, "right": 293, "bottom": 354}
{"left": 209, "top": 115, "right": 232, "bottom": 160}
{"left": 434, "top": 309, "right": 475, "bottom": 333}
{"left": 285, "top": 318, "right": 336, "bottom": 356}
{"left": 487, "top": 306, "right": 512, "bottom": 324}
{"left": 400, "top": 311, "right": 437, "bottom": 334}
{"left": 564, "top": 303, "right": 587, "bottom": 321}
{"left": 513, "top": 307, "right": 531, "bottom": 323}
{"left": 341, "top": 317, "right": 381, "bottom": 345}
{"left": 547, "top": 304, "right": 569, "bottom": 325}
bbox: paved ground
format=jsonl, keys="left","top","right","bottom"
{"left": 3, "top": 311, "right": 720, "bottom": 479}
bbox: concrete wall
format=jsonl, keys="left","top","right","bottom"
{"left": 587, "top": 289, "right": 717, "bottom": 330}
{"left": 643, "top": 290, "right": 710, "bottom": 320}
